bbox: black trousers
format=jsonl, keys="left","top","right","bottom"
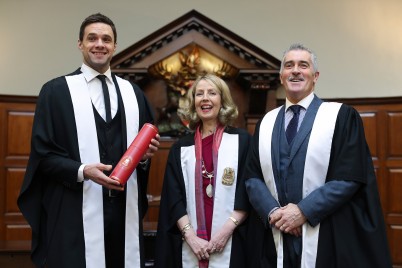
{"left": 283, "top": 233, "right": 302, "bottom": 268}
{"left": 103, "top": 189, "right": 126, "bottom": 268}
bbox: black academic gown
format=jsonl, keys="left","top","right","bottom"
{"left": 246, "top": 104, "right": 392, "bottom": 267}
{"left": 17, "top": 69, "right": 154, "bottom": 267}
{"left": 155, "top": 127, "right": 251, "bottom": 268}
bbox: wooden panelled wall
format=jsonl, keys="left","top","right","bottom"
{"left": 0, "top": 96, "right": 402, "bottom": 267}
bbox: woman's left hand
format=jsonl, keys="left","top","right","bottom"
{"left": 206, "top": 220, "right": 234, "bottom": 254}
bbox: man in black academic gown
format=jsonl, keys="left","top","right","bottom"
{"left": 17, "top": 13, "right": 159, "bottom": 268}
{"left": 245, "top": 43, "right": 392, "bottom": 267}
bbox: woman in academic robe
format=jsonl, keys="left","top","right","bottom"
{"left": 155, "top": 74, "right": 251, "bottom": 268}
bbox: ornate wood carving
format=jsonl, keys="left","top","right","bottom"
{"left": 110, "top": 10, "right": 281, "bottom": 133}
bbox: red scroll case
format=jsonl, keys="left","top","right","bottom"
{"left": 110, "top": 123, "right": 158, "bottom": 185}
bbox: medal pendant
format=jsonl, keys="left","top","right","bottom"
{"left": 206, "top": 184, "right": 213, "bottom": 198}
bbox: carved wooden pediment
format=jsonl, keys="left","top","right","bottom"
{"left": 111, "top": 10, "right": 281, "bottom": 133}
{"left": 111, "top": 9, "right": 280, "bottom": 86}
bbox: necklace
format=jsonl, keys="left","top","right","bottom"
{"left": 201, "top": 160, "right": 214, "bottom": 198}
{"left": 202, "top": 126, "right": 216, "bottom": 138}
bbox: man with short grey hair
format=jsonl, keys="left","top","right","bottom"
{"left": 245, "top": 43, "right": 391, "bottom": 267}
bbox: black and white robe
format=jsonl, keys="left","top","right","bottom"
{"left": 155, "top": 127, "right": 251, "bottom": 268}
{"left": 18, "top": 68, "right": 154, "bottom": 268}
{"left": 245, "top": 97, "right": 392, "bottom": 267}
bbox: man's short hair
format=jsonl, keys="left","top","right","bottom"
{"left": 79, "top": 13, "right": 117, "bottom": 43}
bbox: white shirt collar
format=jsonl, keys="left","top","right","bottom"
{"left": 285, "top": 92, "right": 315, "bottom": 111}
{"left": 80, "top": 63, "right": 112, "bottom": 83}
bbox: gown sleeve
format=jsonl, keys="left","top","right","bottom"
{"left": 233, "top": 129, "right": 252, "bottom": 211}
{"left": 244, "top": 121, "right": 281, "bottom": 225}
{"left": 154, "top": 140, "right": 189, "bottom": 268}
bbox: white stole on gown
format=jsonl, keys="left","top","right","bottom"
{"left": 258, "top": 102, "right": 341, "bottom": 268}
{"left": 181, "top": 132, "right": 239, "bottom": 268}
{"left": 66, "top": 73, "right": 141, "bottom": 268}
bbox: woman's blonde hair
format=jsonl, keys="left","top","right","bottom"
{"left": 178, "top": 74, "right": 238, "bottom": 130}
